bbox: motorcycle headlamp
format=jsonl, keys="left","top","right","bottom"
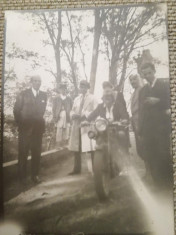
{"left": 88, "top": 130, "right": 97, "bottom": 139}
{"left": 95, "top": 118, "right": 108, "bottom": 132}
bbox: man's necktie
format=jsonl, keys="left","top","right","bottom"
{"left": 36, "top": 91, "right": 39, "bottom": 98}
{"left": 78, "top": 95, "right": 85, "bottom": 115}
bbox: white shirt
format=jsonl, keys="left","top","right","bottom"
{"left": 60, "top": 94, "right": 66, "bottom": 100}
{"left": 32, "top": 87, "right": 39, "bottom": 97}
{"left": 103, "top": 103, "right": 115, "bottom": 122}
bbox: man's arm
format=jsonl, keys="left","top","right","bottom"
{"left": 81, "top": 95, "right": 99, "bottom": 121}
{"left": 158, "top": 80, "right": 170, "bottom": 111}
{"left": 43, "top": 92, "right": 47, "bottom": 115}
{"left": 70, "top": 96, "right": 81, "bottom": 120}
{"left": 87, "top": 104, "right": 101, "bottom": 122}
{"left": 116, "top": 92, "right": 129, "bottom": 121}
{"left": 13, "top": 92, "right": 24, "bottom": 125}
{"left": 52, "top": 96, "right": 57, "bottom": 122}
{"left": 69, "top": 96, "right": 73, "bottom": 110}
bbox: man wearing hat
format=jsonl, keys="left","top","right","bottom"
{"left": 68, "top": 80, "right": 98, "bottom": 174}
{"left": 86, "top": 81, "right": 130, "bottom": 175}
{"left": 53, "top": 83, "right": 72, "bottom": 147}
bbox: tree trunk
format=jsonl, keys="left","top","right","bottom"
{"left": 42, "top": 12, "right": 62, "bottom": 86}
{"left": 109, "top": 46, "right": 119, "bottom": 86}
{"left": 108, "top": 43, "right": 120, "bottom": 86}
{"left": 109, "top": 60, "right": 118, "bottom": 86}
{"left": 55, "top": 50, "right": 61, "bottom": 85}
{"left": 118, "top": 56, "right": 128, "bottom": 91}
{"left": 55, "top": 11, "right": 62, "bottom": 86}
{"left": 71, "top": 62, "right": 78, "bottom": 95}
{"left": 89, "top": 9, "right": 103, "bottom": 94}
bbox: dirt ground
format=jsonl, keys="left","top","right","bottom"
{"left": 3, "top": 134, "right": 174, "bottom": 235}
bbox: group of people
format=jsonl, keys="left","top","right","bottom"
{"left": 13, "top": 61, "right": 172, "bottom": 188}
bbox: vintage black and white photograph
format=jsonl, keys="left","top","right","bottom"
{"left": 1, "top": 3, "right": 174, "bottom": 235}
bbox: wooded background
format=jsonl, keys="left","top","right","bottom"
{"left": 2, "top": 4, "right": 169, "bottom": 163}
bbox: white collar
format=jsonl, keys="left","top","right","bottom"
{"left": 80, "top": 91, "right": 89, "bottom": 98}
{"left": 104, "top": 103, "right": 114, "bottom": 122}
{"left": 32, "top": 87, "right": 40, "bottom": 97}
{"left": 60, "top": 94, "right": 66, "bottom": 100}
{"left": 103, "top": 102, "right": 115, "bottom": 109}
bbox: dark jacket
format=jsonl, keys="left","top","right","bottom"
{"left": 14, "top": 88, "right": 47, "bottom": 132}
{"left": 87, "top": 93, "right": 130, "bottom": 149}
{"left": 87, "top": 93, "right": 129, "bottom": 122}
{"left": 138, "top": 78, "right": 171, "bottom": 138}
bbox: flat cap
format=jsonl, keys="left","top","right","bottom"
{"left": 79, "top": 80, "right": 90, "bottom": 88}
{"left": 59, "top": 82, "right": 67, "bottom": 89}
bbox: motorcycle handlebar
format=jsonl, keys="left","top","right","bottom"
{"left": 109, "top": 121, "right": 129, "bottom": 128}
{"left": 80, "top": 120, "right": 129, "bottom": 128}
{"left": 80, "top": 121, "right": 91, "bottom": 127}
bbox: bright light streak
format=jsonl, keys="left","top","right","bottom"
{"left": 127, "top": 167, "right": 174, "bottom": 235}
{"left": 0, "top": 221, "right": 23, "bottom": 235}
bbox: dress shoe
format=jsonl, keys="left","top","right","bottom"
{"left": 20, "top": 178, "right": 27, "bottom": 186}
{"left": 19, "top": 179, "right": 28, "bottom": 191}
{"left": 32, "top": 176, "right": 42, "bottom": 184}
{"left": 68, "top": 171, "right": 81, "bottom": 175}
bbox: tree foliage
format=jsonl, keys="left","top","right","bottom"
{"left": 5, "top": 5, "right": 167, "bottom": 94}
{"left": 101, "top": 5, "right": 166, "bottom": 89}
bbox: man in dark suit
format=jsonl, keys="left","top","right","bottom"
{"left": 14, "top": 75, "right": 47, "bottom": 185}
{"left": 139, "top": 62, "right": 172, "bottom": 186}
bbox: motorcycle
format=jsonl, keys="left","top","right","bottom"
{"left": 82, "top": 118, "right": 129, "bottom": 200}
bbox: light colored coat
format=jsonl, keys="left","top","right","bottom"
{"left": 68, "top": 92, "right": 98, "bottom": 152}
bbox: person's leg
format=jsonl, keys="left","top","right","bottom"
{"left": 72, "top": 151, "right": 81, "bottom": 173}
{"left": 152, "top": 135, "right": 173, "bottom": 188}
{"left": 31, "top": 130, "right": 43, "bottom": 182}
{"left": 18, "top": 130, "right": 30, "bottom": 184}
{"left": 141, "top": 136, "right": 154, "bottom": 181}
{"left": 56, "top": 126, "right": 62, "bottom": 148}
{"left": 69, "top": 128, "right": 82, "bottom": 175}
{"left": 61, "top": 127, "right": 68, "bottom": 146}
{"left": 84, "top": 152, "right": 94, "bottom": 174}
{"left": 65, "top": 123, "right": 71, "bottom": 144}
{"left": 117, "top": 131, "right": 130, "bottom": 175}
{"left": 134, "top": 132, "right": 143, "bottom": 159}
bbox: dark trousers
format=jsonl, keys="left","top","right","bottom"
{"left": 73, "top": 152, "right": 81, "bottom": 173}
{"left": 142, "top": 132, "right": 172, "bottom": 186}
{"left": 72, "top": 130, "right": 81, "bottom": 173}
{"left": 18, "top": 127, "right": 43, "bottom": 180}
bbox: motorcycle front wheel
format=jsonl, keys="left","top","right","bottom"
{"left": 93, "top": 150, "right": 110, "bottom": 201}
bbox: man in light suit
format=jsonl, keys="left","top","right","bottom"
{"left": 68, "top": 80, "right": 98, "bottom": 175}
{"left": 14, "top": 75, "right": 47, "bottom": 185}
